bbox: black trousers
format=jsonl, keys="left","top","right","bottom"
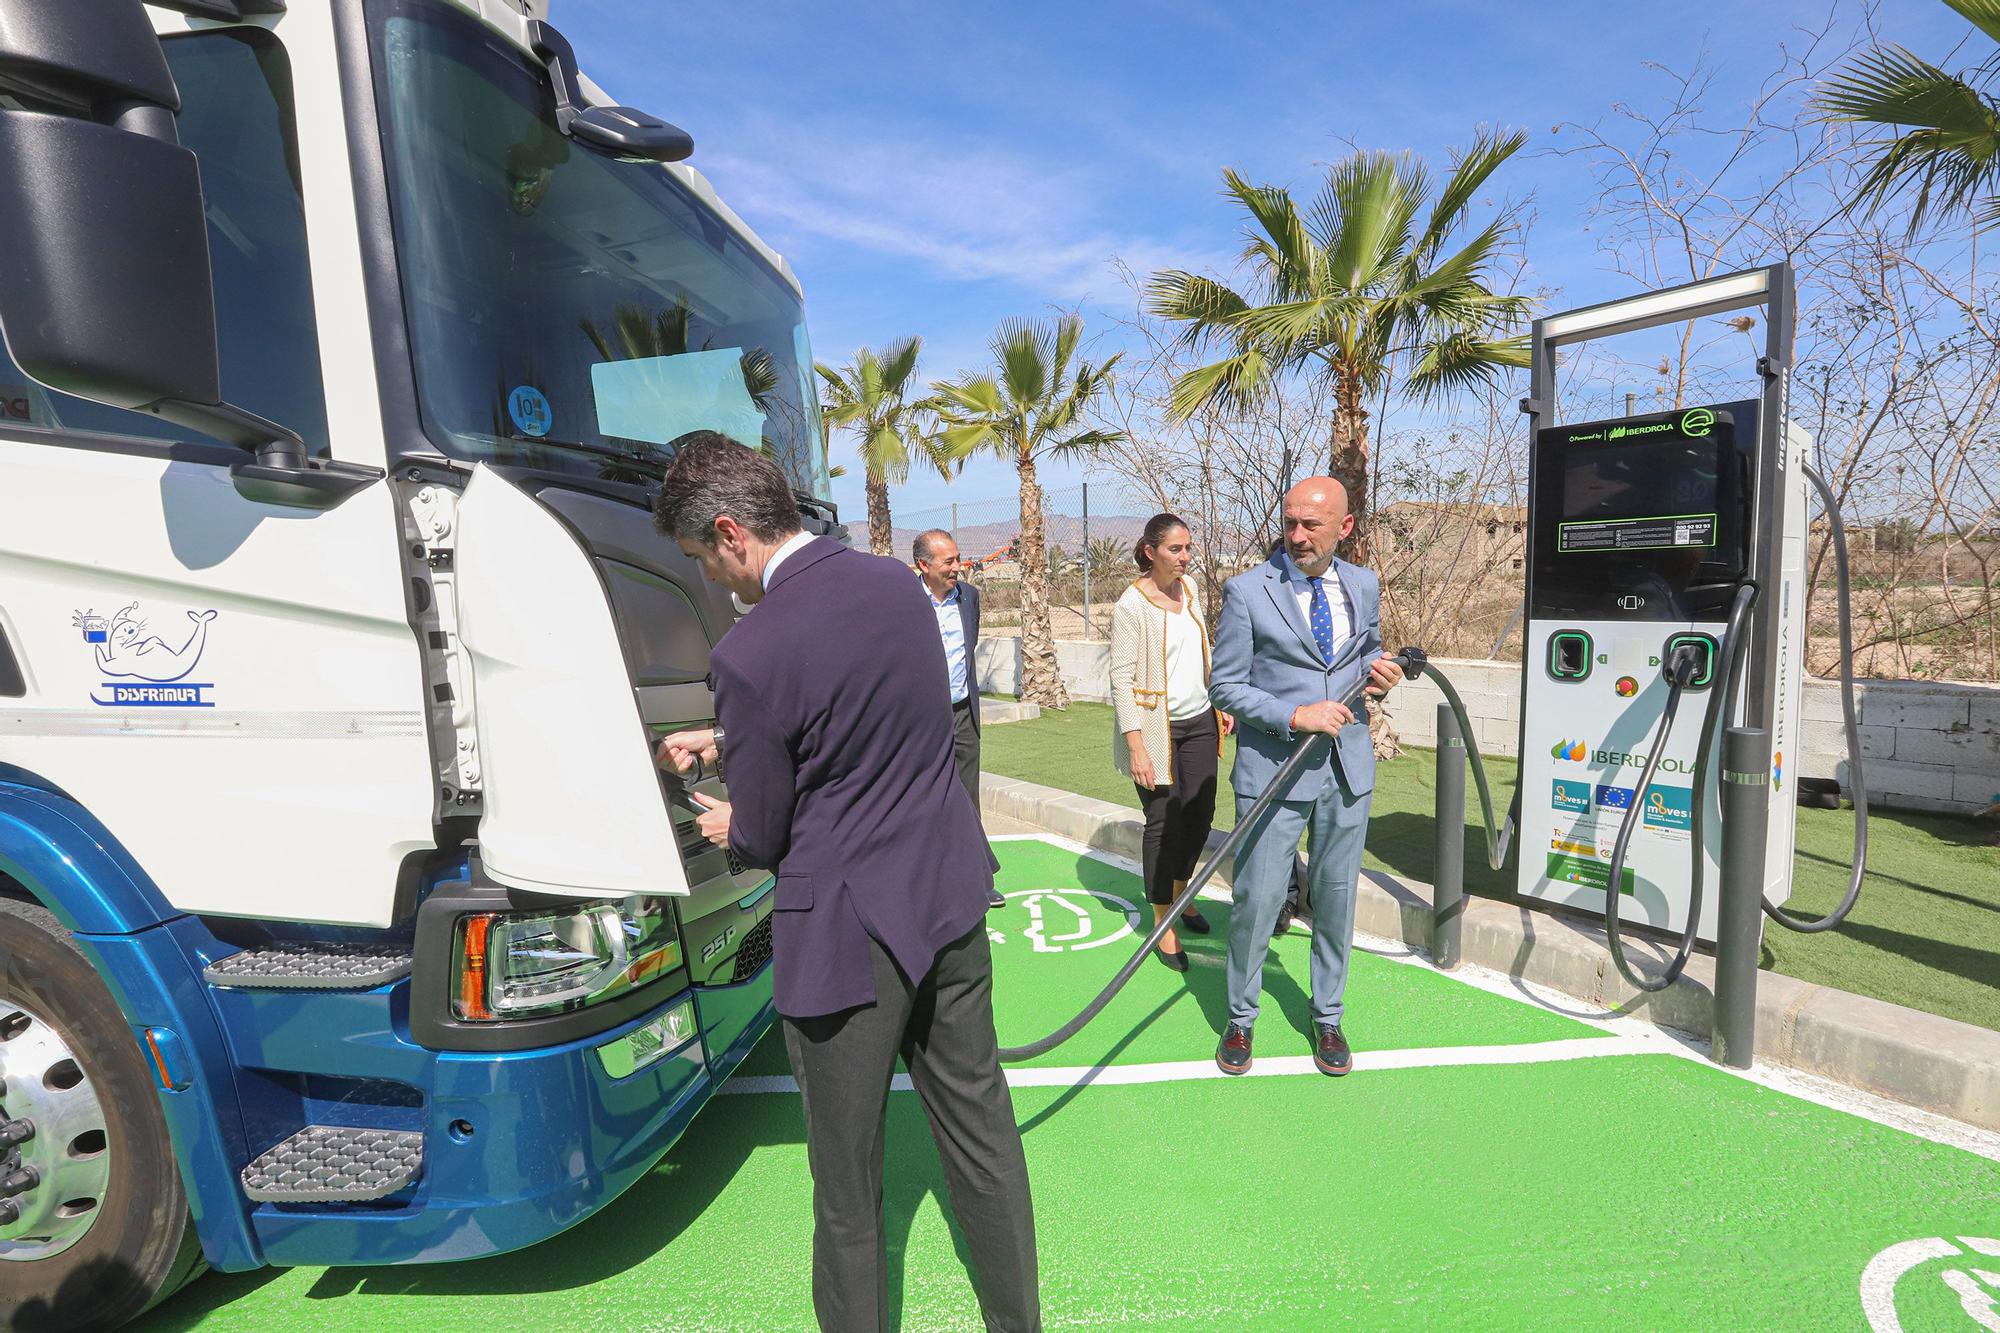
{"left": 1134, "top": 710, "right": 1219, "bottom": 906}
{"left": 782, "top": 924, "right": 1040, "bottom": 1333}
{"left": 952, "top": 697, "right": 981, "bottom": 812}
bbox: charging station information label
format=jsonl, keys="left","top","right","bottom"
{"left": 1559, "top": 512, "right": 1717, "bottom": 552}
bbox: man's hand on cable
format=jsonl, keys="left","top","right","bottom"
{"left": 1289, "top": 699, "right": 1354, "bottom": 735}
{"left": 690, "top": 791, "right": 732, "bottom": 847}
{"left": 656, "top": 727, "right": 719, "bottom": 774}
{"left": 1365, "top": 652, "right": 1405, "bottom": 697}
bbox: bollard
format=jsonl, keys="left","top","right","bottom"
{"left": 1432, "top": 703, "right": 1466, "bottom": 970}
{"left": 1713, "top": 726, "right": 1771, "bottom": 1070}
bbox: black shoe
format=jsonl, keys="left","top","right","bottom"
{"left": 1272, "top": 901, "right": 1296, "bottom": 940}
{"left": 1216, "top": 1023, "right": 1253, "bottom": 1075}
{"left": 1155, "top": 945, "right": 1189, "bottom": 973}
{"left": 1313, "top": 1023, "right": 1352, "bottom": 1077}
{"left": 987, "top": 888, "right": 1005, "bottom": 910}
{"left": 1179, "top": 907, "right": 1211, "bottom": 935}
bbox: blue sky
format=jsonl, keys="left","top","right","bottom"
{"left": 564, "top": 0, "right": 1973, "bottom": 524}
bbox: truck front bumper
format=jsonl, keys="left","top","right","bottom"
{"left": 236, "top": 969, "right": 774, "bottom": 1269}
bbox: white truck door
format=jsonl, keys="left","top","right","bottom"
{"left": 0, "top": 448, "right": 438, "bottom": 928}
{"left": 0, "top": 26, "right": 438, "bottom": 929}
{"left": 451, "top": 465, "right": 690, "bottom": 899}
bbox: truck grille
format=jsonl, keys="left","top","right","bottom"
{"left": 730, "top": 915, "right": 772, "bottom": 982}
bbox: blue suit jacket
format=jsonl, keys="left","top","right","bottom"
{"left": 711, "top": 538, "right": 995, "bottom": 1018}
{"left": 1208, "top": 552, "right": 1383, "bottom": 803}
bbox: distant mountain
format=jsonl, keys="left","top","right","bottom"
{"left": 888, "top": 513, "right": 1153, "bottom": 564}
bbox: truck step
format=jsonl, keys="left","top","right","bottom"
{"left": 240, "top": 1125, "right": 424, "bottom": 1204}
{"left": 204, "top": 942, "right": 412, "bottom": 990}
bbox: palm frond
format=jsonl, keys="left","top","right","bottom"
{"left": 929, "top": 375, "right": 1005, "bottom": 419}
{"left": 1221, "top": 168, "right": 1317, "bottom": 295}
{"left": 1324, "top": 151, "right": 1420, "bottom": 292}
{"left": 993, "top": 318, "right": 1051, "bottom": 411}
{"left": 1945, "top": 0, "right": 2000, "bottom": 46}
{"left": 1414, "top": 126, "right": 1527, "bottom": 262}
{"left": 1815, "top": 38, "right": 2000, "bottom": 230}
{"left": 878, "top": 335, "right": 924, "bottom": 395}
{"left": 1144, "top": 271, "right": 1254, "bottom": 347}
{"left": 1165, "top": 346, "right": 1273, "bottom": 420}
{"left": 1403, "top": 331, "right": 1530, "bottom": 403}
{"left": 862, "top": 422, "right": 911, "bottom": 485}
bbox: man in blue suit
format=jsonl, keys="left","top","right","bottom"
{"left": 653, "top": 435, "right": 1038, "bottom": 1332}
{"left": 1208, "top": 477, "right": 1404, "bottom": 1078}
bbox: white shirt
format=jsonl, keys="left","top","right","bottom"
{"left": 1283, "top": 553, "right": 1353, "bottom": 657}
{"left": 927, "top": 579, "right": 970, "bottom": 704}
{"left": 1162, "top": 601, "right": 1211, "bottom": 720}
{"left": 760, "top": 530, "right": 816, "bottom": 592}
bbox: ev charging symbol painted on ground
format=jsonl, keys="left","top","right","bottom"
{"left": 1860, "top": 1236, "right": 2000, "bottom": 1331}
{"left": 996, "top": 889, "right": 1141, "bottom": 953}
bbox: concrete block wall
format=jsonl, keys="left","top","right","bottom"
{"left": 984, "top": 639, "right": 2000, "bottom": 815}
{"left": 975, "top": 637, "right": 1112, "bottom": 705}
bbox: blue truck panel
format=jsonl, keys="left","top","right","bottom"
{"left": 0, "top": 772, "right": 776, "bottom": 1274}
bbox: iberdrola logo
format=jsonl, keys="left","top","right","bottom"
{"left": 1551, "top": 739, "right": 1588, "bottom": 762}
{"left": 1773, "top": 750, "right": 1784, "bottom": 791}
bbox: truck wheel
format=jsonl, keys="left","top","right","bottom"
{"left": 0, "top": 898, "right": 206, "bottom": 1331}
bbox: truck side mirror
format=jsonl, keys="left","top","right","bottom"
{"left": 0, "top": 2, "right": 219, "bottom": 410}
{"left": 0, "top": 0, "right": 374, "bottom": 508}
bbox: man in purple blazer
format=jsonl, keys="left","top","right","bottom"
{"left": 652, "top": 434, "right": 1039, "bottom": 1333}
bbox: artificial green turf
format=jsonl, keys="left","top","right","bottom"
{"left": 982, "top": 702, "right": 2000, "bottom": 1032}
{"left": 139, "top": 1056, "right": 2000, "bottom": 1331}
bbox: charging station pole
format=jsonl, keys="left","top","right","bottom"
{"left": 1432, "top": 704, "right": 1466, "bottom": 969}
{"left": 1714, "top": 727, "right": 1770, "bottom": 1068}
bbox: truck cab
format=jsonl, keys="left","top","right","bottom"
{"left": 0, "top": 1, "right": 826, "bottom": 1324}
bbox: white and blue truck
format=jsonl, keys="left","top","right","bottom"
{"left": 0, "top": 1, "right": 829, "bottom": 1324}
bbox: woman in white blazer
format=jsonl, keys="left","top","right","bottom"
{"left": 1109, "top": 513, "right": 1233, "bottom": 971}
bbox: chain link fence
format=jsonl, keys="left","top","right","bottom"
{"left": 894, "top": 482, "right": 1167, "bottom": 640}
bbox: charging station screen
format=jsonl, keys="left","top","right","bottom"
{"left": 1529, "top": 401, "right": 1755, "bottom": 620}
{"left": 1558, "top": 436, "right": 1719, "bottom": 553}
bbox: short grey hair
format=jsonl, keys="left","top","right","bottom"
{"left": 913, "top": 529, "right": 956, "bottom": 563}
{"left": 653, "top": 431, "right": 802, "bottom": 544}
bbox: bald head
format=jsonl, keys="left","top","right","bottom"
{"left": 1282, "top": 476, "right": 1353, "bottom": 576}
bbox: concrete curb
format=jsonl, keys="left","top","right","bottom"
{"left": 979, "top": 699, "right": 1042, "bottom": 726}
{"left": 980, "top": 772, "right": 2000, "bottom": 1135}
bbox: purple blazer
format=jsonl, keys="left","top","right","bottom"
{"left": 710, "top": 537, "right": 995, "bottom": 1018}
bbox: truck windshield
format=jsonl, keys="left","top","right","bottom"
{"left": 368, "top": 0, "right": 828, "bottom": 494}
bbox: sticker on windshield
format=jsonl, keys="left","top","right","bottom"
{"left": 508, "top": 385, "right": 553, "bottom": 438}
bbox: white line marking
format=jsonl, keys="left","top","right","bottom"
{"left": 717, "top": 1035, "right": 1655, "bottom": 1097}
{"left": 766, "top": 831, "right": 2000, "bottom": 1161}
{"left": 999, "top": 831, "right": 2000, "bottom": 1161}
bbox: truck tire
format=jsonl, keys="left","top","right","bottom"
{"left": 0, "top": 898, "right": 206, "bottom": 1331}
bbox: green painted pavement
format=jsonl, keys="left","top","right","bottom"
{"left": 134, "top": 839, "right": 2000, "bottom": 1332}
{"left": 737, "top": 837, "right": 1599, "bottom": 1080}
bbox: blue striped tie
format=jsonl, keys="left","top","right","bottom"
{"left": 1308, "top": 576, "right": 1334, "bottom": 661}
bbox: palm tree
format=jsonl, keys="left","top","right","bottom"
{"left": 816, "top": 337, "right": 952, "bottom": 556}
{"left": 1815, "top": 0, "right": 2000, "bottom": 231}
{"left": 929, "top": 315, "right": 1123, "bottom": 708}
{"left": 1145, "top": 132, "right": 1530, "bottom": 561}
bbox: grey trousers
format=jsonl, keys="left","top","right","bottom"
{"left": 952, "top": 699, "right": 981, "bottom": 812}
{"left": 782, "top": 924, "right": 1040, "bottom": 1333}
{"left": 1225, "top": 778, "right": 1372, "bottom": 1028}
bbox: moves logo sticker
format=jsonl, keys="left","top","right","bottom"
{"left": 1551, "top": 780, "right": 1591, "bottom": 813}
{"left": 1643, "top": 785, "right": 1693, "bottom": 831}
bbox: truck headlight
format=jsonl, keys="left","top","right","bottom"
{"left": 452, "top": 897, "right": 682, "bottom": 1021}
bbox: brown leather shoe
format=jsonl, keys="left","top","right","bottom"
{"left": 1314, "top": 1023, "right": 1352, "bottom": 1077}
{"left": 1216, "top": 1023, "right": 1253, "bottom": 1075}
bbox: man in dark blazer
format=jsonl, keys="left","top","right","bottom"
{"left": 653, "top": 434, "right": 1039, "bottom": 1333}
{"left": 913, "top": 529, "right": 1005, "bottom": 909}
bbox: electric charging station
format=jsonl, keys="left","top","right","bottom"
{"left": 1514, "top": 265, "right": 1810, "bottom": 941}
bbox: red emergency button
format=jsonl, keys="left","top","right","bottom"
{"left": 1615, "top": 676, "right": 1639, "bottom": 697}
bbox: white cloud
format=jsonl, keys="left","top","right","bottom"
{"left": 698, "top": 114, "right": 1234, "bottom": 302}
